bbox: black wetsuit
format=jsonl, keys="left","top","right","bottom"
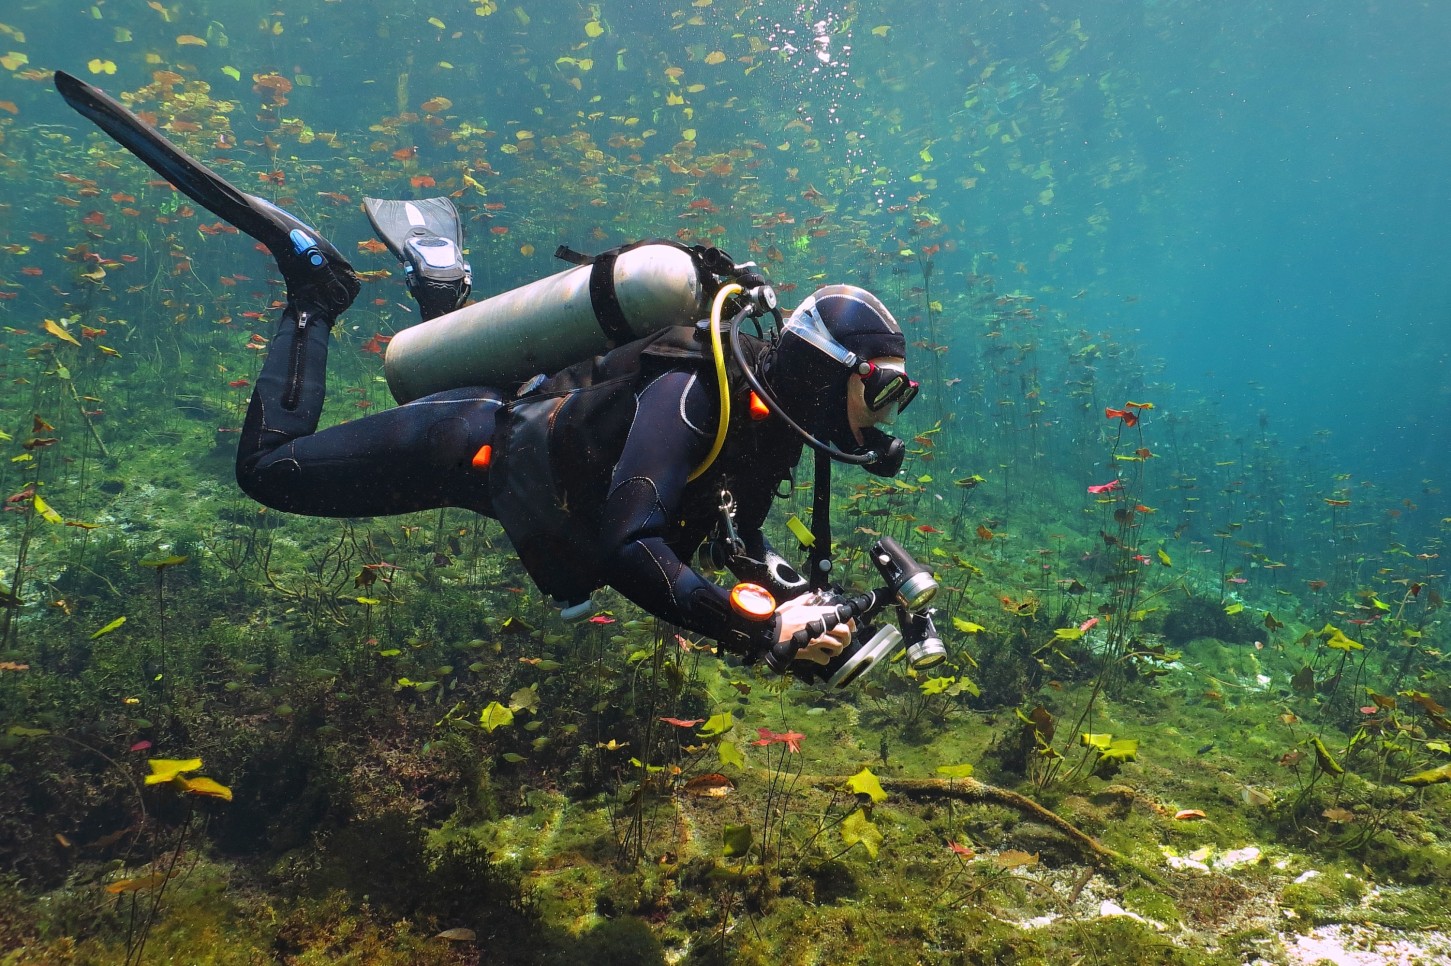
{"left": 236, "top": 305, "right": 803, "bottom": 653}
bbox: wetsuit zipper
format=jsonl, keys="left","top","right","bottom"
{"left": 282, "top": 310, "right": 308, "bottom": 411}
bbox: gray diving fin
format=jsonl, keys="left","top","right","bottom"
{"left": 363, "top": 197, "right": 472, "bottom": 320}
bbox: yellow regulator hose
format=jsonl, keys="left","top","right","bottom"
{"left": 687, "top": 282, "right": 743, "bottom": 482}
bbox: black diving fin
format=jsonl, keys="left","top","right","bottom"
{"left": 54, "top": 70, "right": 359, "bottom": 315}
{"left": 363, "top": 197, "right": 472, "bottom": 319}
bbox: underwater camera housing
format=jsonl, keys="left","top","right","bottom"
{"left": 765, "top": 536, "right": 945, "bottom": 689}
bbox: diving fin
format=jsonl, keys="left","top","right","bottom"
{"left": 363, "top": 197, "right": 472, "bottom": 320}
{"left": 54, "top": 70, "right": 359, "bottom": 317}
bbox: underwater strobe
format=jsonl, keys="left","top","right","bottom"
{"left": 764, "top": 536, "right": 945, "bottom": 689}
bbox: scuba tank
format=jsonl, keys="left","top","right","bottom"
{"left": 384, "top": 241, "right": 715, "bottom": 403}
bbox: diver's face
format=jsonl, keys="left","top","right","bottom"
{"left": 847, "top": 355, "right": 906, "bottom": 445}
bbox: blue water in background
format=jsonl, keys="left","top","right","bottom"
{"left": 3, "top": 0, "right": 1447, "bottom": 514}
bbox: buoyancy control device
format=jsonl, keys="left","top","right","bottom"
{"left": 384, "top": 240, "right": 733, "bottom": 403}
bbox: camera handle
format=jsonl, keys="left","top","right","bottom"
{"left": 763, "top": 587, "right": 887, "bottom": 674}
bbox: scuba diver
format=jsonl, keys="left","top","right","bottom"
{"left": 54, "top": 71, "right": 924, "bottom": 679}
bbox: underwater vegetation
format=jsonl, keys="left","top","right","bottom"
{"left": 1, "top": 1, "right": 1449, "bottom": 964}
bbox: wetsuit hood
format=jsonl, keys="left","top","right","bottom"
{"left": 762, "top": 285, "right": 906, "bottom": 468}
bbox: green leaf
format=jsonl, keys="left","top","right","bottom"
{"left": 1401, "top": 762, "right": 1451, "bottom": 786}
{"left": 1052, "top": 627, "right": 1083, "bottom": 641}
{"left": 841, "top": 808, "right": 882, "bottom": 859}
{"left": 919, "top": 675, "right": 955, "bottom": 696}
{"left": 717, "top": 740, "right": 745, "bottom": 770}
{"left": 952, "top": 617, "right": 985, "bottom": 634}
{"left": 935, "top": 763, "right": 975, "bottom": 779}
{"left": 1101, "top": 738, "right": 1138, "bottom": 762}
{"left": 721, "top": 823, "right": 753, "bottom": 858}
{"left": 1080, "top": 732, "right": 1112, "bottom": 752}
{"left": 479, "top": 701, "right": 514, "bottom": 732}
{"left": 697, "top": 712, "right": 735, "bottom": 738}
{"left": 846, "top": 766, "right": 888, "bottom": 803}
{"left": 501, "top": 752, "right": 526, "bottom": 763}
{"left": 1312, "top": 736, "right": 1344, "bottom": 775}
{"left": 508, "top": 685, "right": 539, "bottom": 713}
{"left": 6, "top": 725, "right": 50, "bottom": 738}
{"left": 90, "top": 616, "right": 127, "bottom": 639}
{"left": 138, "top": 551, "right": 188, "bottom": 569}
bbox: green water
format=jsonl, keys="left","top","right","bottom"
{"left": 1, "top": 2, "right": 1449, "bottom": 963}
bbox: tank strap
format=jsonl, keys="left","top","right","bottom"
{"left": 555, "top": 238, "right": 724, "bottom": 345}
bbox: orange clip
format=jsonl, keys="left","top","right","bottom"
{"left": 471, "top": 444, "right": 493, "bottom": 469}
{"left": 748, "top": 391, "right": 771, "bottom": 421}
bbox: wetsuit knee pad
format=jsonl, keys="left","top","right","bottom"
{"left": 425, "top": 415, "right": 481, "bottom": 471}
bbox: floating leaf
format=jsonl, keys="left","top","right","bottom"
{"left": 871, "top": 25, "right": 890, "bottom": 37}
{"left": 87, "top": 58, "right": 117, "bottom": 75}
{"left": 683, "top": 773, "right": 735, "bottom": 798}
{"left": 846, "top": 766, "right": 887, "bottom": 803}
{"left": 704, "top": 50, "right": 726, "bottom": 65}
{"left": 584, "top": 19, "right": 604, "bottom": 38}
{"left": 841, "top": 808, "right": 882, "bottom": 859}
{"left": 697, "top": 711, "right": 734, "bottom": 738}
{"left": 90, "top": 616, "right": 127, "bottom": 639}
{"left": 935, "top": 763, "right": 975, "bottom": 779}
{"left": 145, "top": 757, "right": 202, "bottom": 785}
{"left": 952, "top": 617, "right": 985, "bottom": 634}
{"left": 178, "top": 776, "right": 232, "bottom": 801}
{"left": 479, "top": 701, "right": 514, "bottom": 732}
{"left": 139, "top": 551, "right": 188, "bottom": 569}
{"left": 717, "top": 740, "right": 745, "bottom": 770}
{"left": 721, "top": 823, "right": 752, "bottom": 858}
{"left": 1311, "top": 736, "right": 1344, "bottom": 775}
{"left": 1401, "top": 762, "right": 1451, "bottom": 787}
{"left": 221, "top": 65, "right": 241, "bottom": 81}
{"left": 32, "top": 494, "right": 63, "bottom": 524}
{"left": 43, "top": 318, "right": 82, "bottom": 347}
{"left": 0, "top": 52, "right": 29, "bottom": 72}
{"left": 106, "top": 872, "right": 166, "bottom": 894}
{"left": 176, "top": 34, "right": 208, "bottom": 46}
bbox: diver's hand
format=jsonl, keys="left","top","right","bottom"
{"left": 774, "top": 596, "right": 853, "bottom": 665}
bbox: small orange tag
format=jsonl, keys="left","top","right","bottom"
{"left": 748, "top": 391, "right": 771, "bottom": 420}
{"left": 471, "top": 444, "right": 492, "bottom": 469}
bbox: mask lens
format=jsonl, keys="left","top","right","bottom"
{"left": 863, "top": 364, "right": 918, "bottom": 413}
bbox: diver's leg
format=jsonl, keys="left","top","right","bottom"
{"left": 363, "top": 197, "right": 472, "bottom": 321}
{"left": 237, "top": 383, "right": 504, "bottom": 517}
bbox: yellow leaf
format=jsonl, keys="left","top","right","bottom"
{"left": 427, "top": 16, "right": 446, "bottom": 29}
{"left": 106, "top": 872, "right": 166, "bottom": 894}
{"left": 919, "top": 148, "right": 933, "bottom": 163}
{"left": 176, "top": 34, "right": 207, "bottom": 46}
{"left": 0, "top": 51, "right": 25, "bottom": 72}
{"left": 577, "top": 58, "right": 593, "bottom": 71}
{"left": 144, "top": 758, "right": 203, "bottom": 785}
{"left": 147, "top": 0, "right": 171, "bottom": 21}
{"left": 704, "top": 51, "right": 726, "bottom": 65}
{"left": 1156, "top": 547, "right": 1172, "bottom": 567}
{"left": 666, "top": 91, "right": 684, "bottom": 106}
{"left": 44, "top": 318, "right": 82, "bottom": 347}
{"left": 681, "top": 128, "right": 696, "bottom": 141}
{"left": 514, "top": 129, "right": 534, "bottom": 140}
{"left": 90, "top": 616, "right": 127, "bottom": 640}
{"left": 178, "top": 776, "right": 233, "bottom": 801}
{"left": 952, "top": 617, "right": 985, "bottom": 634}
{"left": 846, "top": 767, "right": 888, "bottom": 803}
{"left": 221, "top": 65, "right": 241, "bottom": 81}
{"left": 1225, "top": 602, "right": 1244, "bottom": 615}
{"left": 584, "top": 20, "right": 604, "bottom": 38}
{"left": 32, "top": 494, "right": 63, "bottom": 525}
{"left": 872, "top": 25, "right": 890, "bottom": 37}
{"left": 87, "top": 58, "right": 117, "bottom": 75}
